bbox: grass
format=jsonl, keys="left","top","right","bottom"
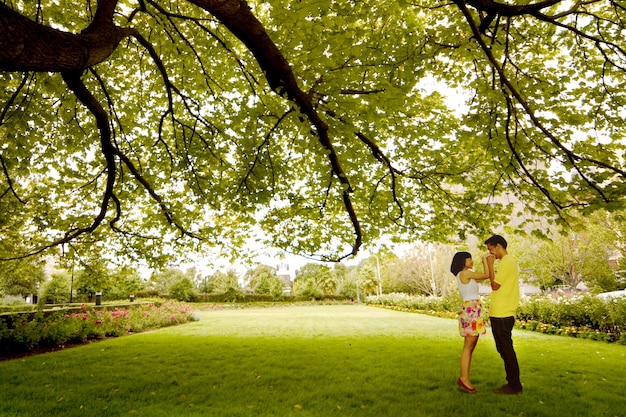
{"left": 0, "top": 304, "right": 624, "bottom": 417}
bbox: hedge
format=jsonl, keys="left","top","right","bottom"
{"left": 366, "top": 293, "right": 626, "bottom": 344}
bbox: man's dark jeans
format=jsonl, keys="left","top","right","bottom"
{"left": 490, "top": 316, "right": 522, "bottom": 391}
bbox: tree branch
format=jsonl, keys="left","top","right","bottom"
{"left": 189, "top": 0, "right": 363, "bottom": 258}
{"left": 0, "top": 154, "right": 26, "bottom": 203}
{"left": 0, "top": 1, "right": 134, "bottom": 72}
{"left": 454, "top": 0, "right": 626, "bottom": 206}
{"left": 60, "top": 70, "right": 115, "bottom": 237}
{"left": 465, "top": 0, "right": 563, "bottom": 16}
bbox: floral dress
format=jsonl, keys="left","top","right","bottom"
{"left": 456, "top": 271, "right": 488, "bottom": 337}
{"left": 458, "top": 299, "right": 487, "bottom": 337}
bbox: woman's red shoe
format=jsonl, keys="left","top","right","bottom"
{"left": 457, "top": 378, "right": 478, "bottom": 393}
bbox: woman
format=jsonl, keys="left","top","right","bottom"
{"left": 450, "top": 251, "right": 493, "bottom": 393}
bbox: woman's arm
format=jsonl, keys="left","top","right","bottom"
{"left": 462, "top": 270, "right": 490, "bottom": 282}
{"left": 459, "top": 254, "right": 492, "bottom": 283}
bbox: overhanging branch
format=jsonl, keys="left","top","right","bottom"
{"left": 0, "top": 0, "right": 134, "bottom": 72}
{"left": 189, "top": 0, "right": 363, "bottom": 258}
{"left": 454, "top": 0, "right": 626, "bottom": 207}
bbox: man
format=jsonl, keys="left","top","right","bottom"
{"left": 485, "top": 234, "right": 522, "bottom": 395}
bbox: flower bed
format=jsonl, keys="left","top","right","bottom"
{"left": 0, "top": 301, "right": 195, "bottom": 358}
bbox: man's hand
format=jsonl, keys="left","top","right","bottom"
{"left": 484, "top": 254, "right": 500, "bottom": 290}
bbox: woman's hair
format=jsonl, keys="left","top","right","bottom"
{"left": 450, "top": 251, "right": 471, "bottom": 276}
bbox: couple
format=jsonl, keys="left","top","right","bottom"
{"left": 450, "top": 235, "right": 522, "bottom": 395}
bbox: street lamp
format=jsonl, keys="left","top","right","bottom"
{"left": 428, "top": 244, "right": 436, "bottom": 296}
{"left": 375, "top": 255, "right": 382, "bottom": 296}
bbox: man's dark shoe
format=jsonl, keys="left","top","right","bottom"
{"left": 492, "top": 384, "right": 522, "bottom": 395}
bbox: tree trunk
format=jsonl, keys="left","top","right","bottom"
{"left": 0, "top": 1, "right": 133, "bottom": 72}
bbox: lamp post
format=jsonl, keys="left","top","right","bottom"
{"left": 428, "top": 244, "right": 437, "bottom": 296}
{"left": 376, "top": 255, "right": 382, "bottom": 296}
{"left": 69, "top": 261, "right": 74, "bottom": 303}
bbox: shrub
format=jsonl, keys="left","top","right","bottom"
{"left": 368, "top": 293, "right": 626, "bottom": 344}
{"left": 517, "top": 295, "right": 626, "bottom": 341}
{"left": 366, "top": 293, "right": 462, "bottom": 318}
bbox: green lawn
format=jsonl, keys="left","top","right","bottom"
{"left": 0, "top": 304, "right": 624, "bottom": 417}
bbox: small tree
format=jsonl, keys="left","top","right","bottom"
{"left": 245, "top": 264, "right": 284, "bottom": 298}
{"left": 333, "top": 263, "right": 357, "bottom": 299}
{"left": 211, "top": 269, "right": 243, "bottom": 300}
{"left": 74, "top": 262, "right": 112, "bottom": 301}
{"left": 41, "top": 273, "right": 71, "bottom": 304}
{"left": 0, "top": 258, "right": 46, "bottom": 299}
{"left": 149, "top": 268, "right": 185, "bottom": 296}
{"left": 169, "top": 277, "right": 198, "bottom": 302}
{"left": 384, "top": 243, "right": 456, "bottom": 296}
{"left": 517, "top": 212, "right": 620, "bottom": 293}
{"left": 354, "top": 257, "right": 382, "bottom": 297}
{"left": 106, "top": 266, "right": 146, "bottom": 300}
{"left": 293, "top": 263, "right": 334, "bottom": 299}
{"left": 150, "top": 267, "right": 200, "bottom": 299}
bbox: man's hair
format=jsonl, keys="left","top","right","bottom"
{"left": 484, "top": 234, "right": 508, "bottom": 249}
{"left": 450, "top": 251, "right": 471, "bottom": 276}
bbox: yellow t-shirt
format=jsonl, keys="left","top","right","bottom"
{"left": 489, "top": 254, "right": 520, "bottom": 318}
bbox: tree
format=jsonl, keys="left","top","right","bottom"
{"left": 0, "top": 258, "right": 46, "bottom": 298}
{"left": 107, "top": 265, "right": 146, "bottom": 299}
{"left": 148, "top": 266, "right": 199, "bottom": 299}
{"left": 169, "top": 275, "right": 199, "bottom": 301}
{"left": 517, "top": 212, "right": 620, "bottom": 292}
{"left": 354, "top": 256, "right": 384, "bottom": 297}
{"left": 385, "top": 243, "right": 457, "bottom": 296}
{"left": 209, "top": 269, "right": 242, "bottom": 295}
{"left": 244, "top": 264, "right": 284, "bottom": 297}
{"left": 74, "top": 261, "right": 112, "bottom": 301}
{"left": 149, "top": 267, "right": 186, "bottom": 294}
{"left": 1, "top": 0, "right": 625, "bottom": 266}
{"left": 41, "top": 272, "right": 71, "bottom": 304}
{"left": 292, "top": 263, "right": 334, "bottom": 298}
{"left": 333, "top": 262, "right": 358, "bottom": 299}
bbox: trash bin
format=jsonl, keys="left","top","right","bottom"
{"left": 95, "top": 292, "right": 102, "bottom": 306}
{"left": 129, "top": 295, "right": 135, "bottom": 302}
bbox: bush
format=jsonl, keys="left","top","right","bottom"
{"left": 517, "top": 295, "right": 626, "bottom": 343}
{"left": 366, "top": 293, "right": 462, "bottom": 319}
{"left": 368, "top": 293, "right": 626, "bottom": 344}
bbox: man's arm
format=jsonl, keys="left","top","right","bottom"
{"left": 487, "top": 256, "right": 501, "bottom": 291}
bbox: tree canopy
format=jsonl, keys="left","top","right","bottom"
{"left": 1, "top": 0, "right": 625, "bottom": 265}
